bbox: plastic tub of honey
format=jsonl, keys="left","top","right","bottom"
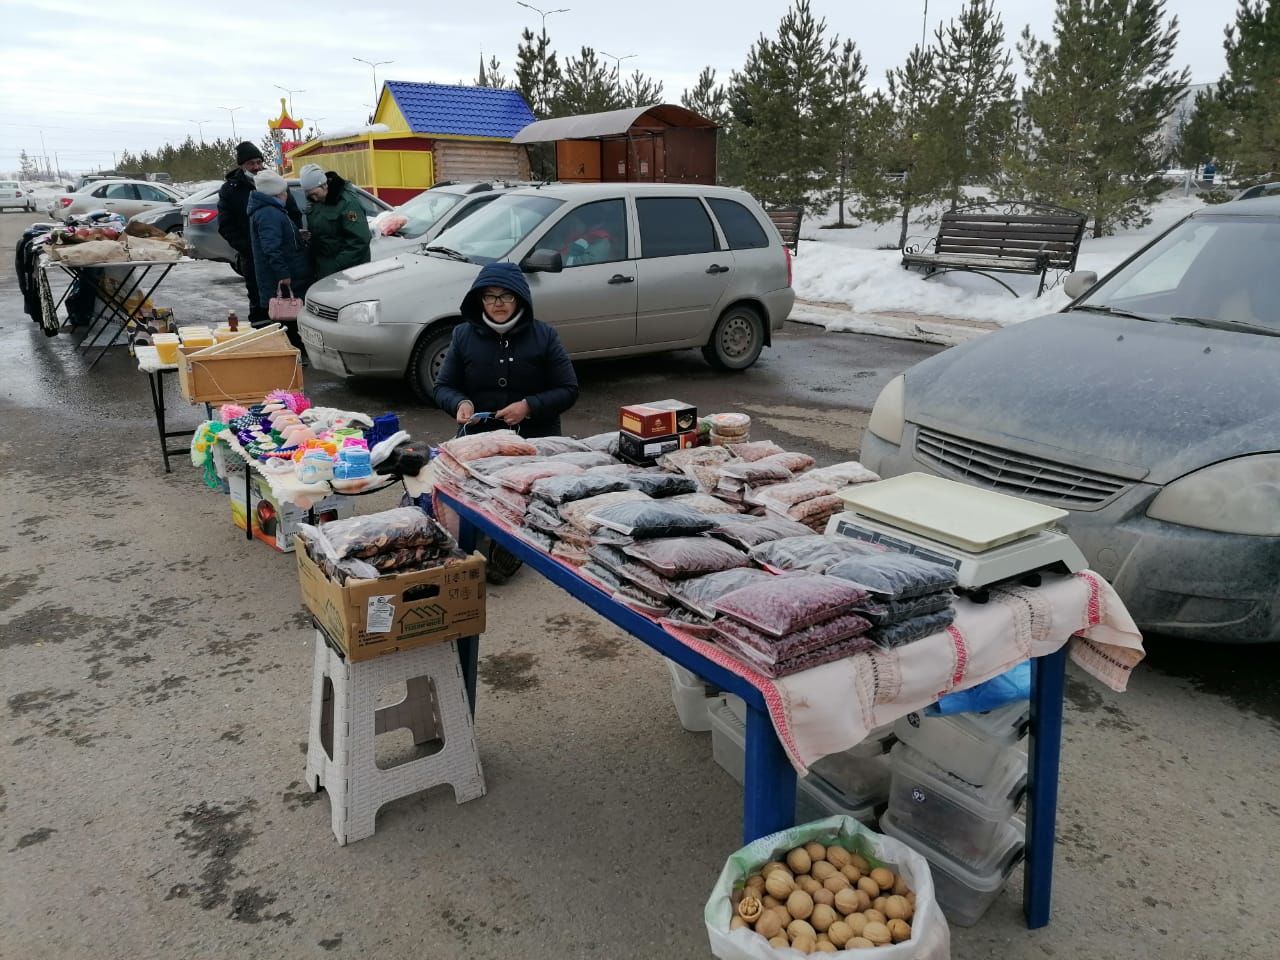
{"left": 152, "top": 333, "right": 180, "bottom": 365}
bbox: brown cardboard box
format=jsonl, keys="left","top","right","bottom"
{"left": 178, "top": 347, "right": 303, "bottom": 404}
{"left": 619, "top": 400, "right": 698, "bottom": 438}
{"left": 296, "top": 546, "right": 487, "bottom": 662}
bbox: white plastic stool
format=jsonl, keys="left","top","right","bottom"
{"left": 304, "top": 631, "right": 486, "bottom": 845}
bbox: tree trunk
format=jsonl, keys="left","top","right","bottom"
{"left": 898, "top": 202, "right": 911, "bottom": 249}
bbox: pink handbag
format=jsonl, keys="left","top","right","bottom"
{"left": 268, "top": 281, "right": 301, "bottom": 322}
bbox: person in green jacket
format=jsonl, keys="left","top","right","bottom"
{"left": 299, "top": 164, "right": 372, "bottom": 280}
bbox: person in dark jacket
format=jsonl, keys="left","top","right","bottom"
{"left": 247, "top": 170, "right": 310, "bottom": 347}
{"left": 434, "top": 261, "right": 579, "bottom": 438}
{"left": 299, "top": 164, "right": 372, "bottom": 280}
{"left": 216, "top": 141, "right": 301, "bottom": 324}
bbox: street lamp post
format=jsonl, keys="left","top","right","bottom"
{"left": 600, "top": 50, "right": 637, "bottom": 77}
{"left": 219, "top": 105, "right": 243, "bottom": 141}
{"left": 352, "top": 58, "right": 393, "bottom": 119}
{"left": 273, "top": 84, "right": 306, "bottom": 116}
{"left": 188, "top": 119, "right": 210, "bottom": 144}
{"left": 516, "top": 2, "right": 569, "bottom": 36}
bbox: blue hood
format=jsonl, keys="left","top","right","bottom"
{"left": 459, "top": 261, "right": 533, "bottom": 328}
{"left": 246, "top": 191, "right": 286, "bottom": 216}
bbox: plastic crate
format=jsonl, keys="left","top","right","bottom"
{"left": 879, "top": 809, "right": 1025, "bottom": 927}
{"left": 887, "top": 742, "right": 1027, "bottom": 864}
{"left": 666, "top": 660, "right": 715, "bottom": 733}
{"left": 893, "top": 700, "right": 1029, "bottom": 785}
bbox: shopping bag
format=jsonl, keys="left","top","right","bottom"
{"left": 705, "top": 815, "right": 950, "bottom": 960}
{"left": 268, "top": 282, "right": 302, "bottom": 321}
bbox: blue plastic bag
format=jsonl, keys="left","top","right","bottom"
{"left": 930, "top": 661, "right": 1030, "bottom": 716}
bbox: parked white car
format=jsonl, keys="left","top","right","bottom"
{"left": 47, "top": 178, "right": 183, "bottom": 220}
{"left": 0, "top": 181, "right": 35, "bottom": 212}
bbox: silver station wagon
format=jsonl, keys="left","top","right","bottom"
{"left": 299, "top": 182, "right": 796, "bottom": 400}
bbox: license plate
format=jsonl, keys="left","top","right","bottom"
{"left": 301, "top": 327, "right": 323, "bottom": 348}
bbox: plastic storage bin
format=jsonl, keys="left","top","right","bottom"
{"left": 709, "top": 697, "right": 877, "bottom": 826}
{"left": 879, "top": 809, "right": 1025, "bottom": 927}
{"left": 887, "top": 742, "right": 1027, "bottom": 864}
{"left": 667, "top": 660, "right": 715, "bottom": 733}
{"left": 893, "top": 700, "right": 1029, "bottom": 785}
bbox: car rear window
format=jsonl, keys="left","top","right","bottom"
{"left": 637, "top": 197, "right": 717, "bottom": 258}
{"left": 708, "top": 198, "right": 770, "bottom": 250}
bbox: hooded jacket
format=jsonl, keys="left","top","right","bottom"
{"left": 216, "top": 166, "right": 301, "bottom": 256}
{"left": 433, "top": 261, "right": 579, "bottom": 438}
{"left": 248, "top": 191, "right": 311, "bottom": 307}
{"left": 307, "top": 172, "right": 373, "bottom": 280}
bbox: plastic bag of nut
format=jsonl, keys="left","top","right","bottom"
{"left": 705, "top": 815, "right": 950, "bottom": 959}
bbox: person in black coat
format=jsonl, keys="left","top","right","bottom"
{"left": 216, "top": 141, "right": 301, "bottom": 324}
{"left": 434, "top": 261, "right": 579, "bottom": 438}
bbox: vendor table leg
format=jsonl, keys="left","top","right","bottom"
{"left": 455, "top": 517, "right": 479, "bottom": 716}
{"left": 1024, "top": 645, "right": 1067, "bottom": 929}
{"left": 244, "top": 463, "right": 253, "bottom": 540}
{"left": 742, "top": 705, "right": 796, "bottom": 845}
{"left": 148, "top": 371, "right": 171, "bottom": 473}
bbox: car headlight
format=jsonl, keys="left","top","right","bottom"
{"left": 338, "top": 301, "right": 380, "bottom": 325}
{"left": 868, "top": 375, "right": 906, "bottom": 446}
{"left": 1146, "top": 454, "right": 1280, "bottom": 535}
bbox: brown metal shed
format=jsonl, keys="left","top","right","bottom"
{"left": 511, "top": 104, "right": 718, "bottom": 185}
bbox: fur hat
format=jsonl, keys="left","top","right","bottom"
{"left": 253, "top": 170, "right": 288, "bottom": 197}
{"left": 299, "top": 164, "right": 326, "bottom": 191}
{"left": 235, "top": 141, "right": 264, "bottom": 165}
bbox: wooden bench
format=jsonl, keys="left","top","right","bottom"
{"left": 901, "top": 201, "right": 1086, "bottom": 296}
{"left": 766, "top": 205, "right": 804, "bottom": 255}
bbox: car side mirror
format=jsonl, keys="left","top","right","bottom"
{"left": 1063, "top": 270, "right": 1098, "bottom": 300}
{"left": 65, "top": 186, "right": 73, "bottom": 193}
{"left": 522, "top": 248, "right": 563, "bottom": 273}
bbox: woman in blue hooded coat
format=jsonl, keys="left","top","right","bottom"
{"left": 434, "top": 261, "right": 579, "bottom": 438}
{"left": 248, "top": 170, "right": 310, "bottom": 344}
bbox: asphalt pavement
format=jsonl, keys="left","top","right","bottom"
{"left": 1, "top": 210, "right": 1277, "bottom": 960}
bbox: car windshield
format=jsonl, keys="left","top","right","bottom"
{"left": 1076, "top": 214, "right": 1280, "bottom": 333}
{"left": 420, "top": 194, "right": 563, "bottom": 264}
{"left": 394, "top": 191, "right": 464, "bottom": 239}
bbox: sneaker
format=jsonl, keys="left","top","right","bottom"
{"left": 485, "top": 542, "right": 523, "bottom": 584}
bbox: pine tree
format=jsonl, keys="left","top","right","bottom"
{"left": 932, "top": 0, "right": 1017, "bottom": 207}
{"left": 681, "top": 67, "right": 727, "bottom": 124}
{"left": 554, "top": 47, "right": 625, "bottom": 115}
{"left": 620, "top": 70, "right": 664, "bottom": 108}
{"left": 853, "top": 47, "right": 948, "bottom": 248}
{"left": 476, "top": 54, "right": 507, "bottom": 89}
{"left": 1009, "top": 0, "right": 1189, "bottom": 238}
{"left": 19, "top": 149, "right": 37, "bottom": 180}
{"left": 1176, "top": 89, "right": 1220, "bottom": 168}
{"left": 829, "top": 39, "right": 868, "bottom": 227}
{"left": 1211, "top": 1, "right": 1280, "bottom": 183}
{"left": 514, "top": 26, "right": 562, "bottom": 118}
{"left": 725, "top": 1, "right": 838, "bottom": 207}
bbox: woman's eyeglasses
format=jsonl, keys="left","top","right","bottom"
{"left": 481, "top": 293, "right": 517, "bottom": 305}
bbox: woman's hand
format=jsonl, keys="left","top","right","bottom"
{"left": 495, "top": 400, "right": 530, "bottom": 427}
{"left": 455, "top": 400, "right": 475, "bottom": 424}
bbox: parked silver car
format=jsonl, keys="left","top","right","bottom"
{"left": 129, "top": 179, "right": 222, "bottom": 235}
{"left": 48, "top": 178, "right": 183, "bottom": 220}
{"left": 860, "top": 195, "right": 1280, "bottom": 644}
{"left": 370, "top": 181, "right": 521, "bottom": 259}
{"left": 185, "top": 178, "right": 389, "bottom": 272}
{"left": 300, "top": 182, "right": 796, "bottom": 400}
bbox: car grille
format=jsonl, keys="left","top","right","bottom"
{"left": 914, "top": 427, "right": 1129, "bottom": 509}
{"left": 307, "top": 301, "right": 339, "bottom": 321}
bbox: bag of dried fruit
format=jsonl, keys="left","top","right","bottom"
{"left": 705, "top": 815, "right": 950, "bottom": 959}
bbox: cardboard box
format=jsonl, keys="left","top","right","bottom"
{"left": 619, "top": 400, "right": 698, "bottom": 439}
{"left": 297, "top": 546, "right": 487, "bottom": 662}
{"left": 230, "top": 472, "right": 353, "bottom": 552}
{"left": 179, "top": 347, "right": 303, "bottom": 404}
{"left": 618, "top": 428, "right": 700, "bottom": 465}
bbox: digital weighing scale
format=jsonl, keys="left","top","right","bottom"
{"left": 824, "top": 473, "right": 1087, "bottom": 591}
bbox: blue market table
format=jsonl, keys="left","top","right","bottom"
{"left": 437, "top": 487, "right": 1069, "bottom": 929}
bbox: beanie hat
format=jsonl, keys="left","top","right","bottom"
{"left": 253, "top": 170, "right": 288, "bottom": 196}
{"left": 236, "top": 141, "right": 265, "bottom": 165}
{"left": 299, "top": 164, "right": 326, "bottom": 191}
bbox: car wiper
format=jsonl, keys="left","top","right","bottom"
{"left": 422, "top": 245, "right": 471, "bottom": 263}
{"left": 1167, "top": 315, "right": 1280, "bottom": 338}
{"left": 1070, "top": 304, "right": 1166, "bottom": 323}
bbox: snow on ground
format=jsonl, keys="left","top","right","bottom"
{"left": 790, "top": 192, "right": 1206, "bottom": 334}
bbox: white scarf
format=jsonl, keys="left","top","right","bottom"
{"left": 483, "top": 306, "right": 523, "bottom": 335}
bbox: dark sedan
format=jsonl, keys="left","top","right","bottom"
{"left": 861, "top": 195, "right": 1280, "bottom": 644}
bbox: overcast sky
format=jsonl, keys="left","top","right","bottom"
{"left": 2, "top": 0, "right": 1231, "bottom": 175}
